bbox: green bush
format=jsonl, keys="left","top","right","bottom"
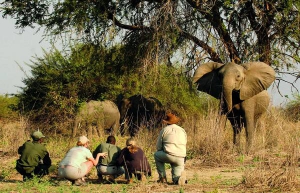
{"left": 284, "top": 94, "right": 300, "bottom": 121}
{"left": 0, "top": 95, "right": 19, "bottom": 120}
{"left": 17, "top": 43, "right": 215, "bottom": 135}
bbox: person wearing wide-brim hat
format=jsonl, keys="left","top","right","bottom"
{"left": 16, "top": 130, "right": 52, "bottom": 181}
{"left": 154, "top": 113, "right": 187, "bottom": 185}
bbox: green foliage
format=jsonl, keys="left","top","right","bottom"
{"left": 3, "top": 0, "right": 300, "bottom": 70}
{"left": 19, "top": 42, "right": 148, "bottom": 128}
{"left": 284, "top": 94, "right": 300, "bottom": 121}
{"left": 142, "top": 65, "right": 216, "bottom": 115}
{"left": 116, "top": 64, "right": 217, "bottom": 118}
{"left": 16, "top": 41, "right": 216, "bottom": 134}
{"left": 0, "top": 95, "right": 19, "bottom": 120}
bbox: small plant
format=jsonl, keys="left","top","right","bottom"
{"left": 179, "top": 187, "right": 185, "bottom": 193}
{"left": 210, "top": 174, "right": 222, "bottom": 183}
{"left": 187, "top": 173, "right": 199, "bottom": 184}
{"left": 0, "top": 168, "right": 10, "bottom": 180}
{"left": 221, "top": 178, "right": 240, "bottom": 186}
{"left": 237, "top": 155, "right": 245, "bottom": 163}
{"left": 252, "top": 156, "right": 260, "bottom": 162}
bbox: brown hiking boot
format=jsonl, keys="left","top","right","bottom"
{"left": 177, "top": 171, "right": 187, "bottom": 186}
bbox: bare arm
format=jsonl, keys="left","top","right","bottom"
{"left": 88, "top": 152, "right": 107, "bottom": 166}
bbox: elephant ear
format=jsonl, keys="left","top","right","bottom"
{"left": 193, "top": 62, "right": 224, "bottom": 99}
{"left": 240, "top": 62, "right": 276, "bottom": 100}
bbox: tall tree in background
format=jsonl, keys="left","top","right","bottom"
{"left": 1, "top": 0, "right": 300, "bottom": 77}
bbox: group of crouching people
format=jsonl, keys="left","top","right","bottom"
{"left": 16, "top": 113, "right": 187, "bottom": 186}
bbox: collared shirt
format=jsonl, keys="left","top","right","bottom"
{"left": 156, "top": 124, "right": 187, "bottom": 157}
{"left": 17, "top": 141, "right": 51, "bottom": 173}
{"left": 93, "top": 142, "right": 121, "bottom": 166}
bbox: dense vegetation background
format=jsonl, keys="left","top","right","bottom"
{"left": 0, "top": 1, "right": 300, "bottom": 191}
{"left": 1, "top": 0, "right": 300, "bottom": 135}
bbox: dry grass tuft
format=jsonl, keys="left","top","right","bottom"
{"left": 0, "top": 118, "right": 29, "bottom": 155}
{"left": 1, "top": 104, "right": 300, "bottom": 192}
{"left": 240, "top": 107, "right": 300, "bottom": 192}
{"left": 242, "top": 155, "right": 298, "bottom": 191}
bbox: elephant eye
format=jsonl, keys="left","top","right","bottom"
{"left": 236, "top": 74, "right": 242, "bottom": 80}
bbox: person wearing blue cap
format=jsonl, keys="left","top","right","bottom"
{"left": 16, "top": 130, "right": 52, "bottom": 181}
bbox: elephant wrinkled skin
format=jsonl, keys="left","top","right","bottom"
{"left": 73, "top": 100, "right": 120, "bottom": 137}
{"left": 193, "top": 62, "right": 276, "bottom": 150}
{"left": 118, "top": 94, "right": 166, "bottom": 137}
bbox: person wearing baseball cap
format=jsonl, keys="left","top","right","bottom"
{"left": 16, "top": 130, "right": 52, "bottom": 181}
{"left": 58, "top": 135, "right": 108, "bottom": 186}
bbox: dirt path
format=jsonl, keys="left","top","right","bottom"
{"left": 0, "top": 157, "right": 245, "bottom": 193}
{"left": 1, "top": 157, "right": 299, "bottom": 193}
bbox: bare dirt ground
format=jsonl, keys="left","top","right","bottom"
{"left": 0, "top": 155, "right": 299, "bottom": 193}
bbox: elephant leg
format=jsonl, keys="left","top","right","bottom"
{"left": 130, "top": 125, "right": 138, "bottom": 137}
{"left": 130, "top": 116, "right": 139, "bottom": 137}
{"left": 111, "top": 122, "right": 119, "bottom": 136}
{"left": 87, "top": 124, "right": 93, "bottom": 139}
{"left": 96, "top": 120, "right": 102, "bottom": 137}
{"left": 227, "top": 111, "right": 243, "bottom": 148}
{"left": 73, "top": 120, "right": 79, "bottom": 137}
{"left": 244, "top": 112, "right": 255, "bottom": 153}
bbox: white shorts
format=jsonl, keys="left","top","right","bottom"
{"left": 58, "top": 163, "right": 88, "bottom": 180}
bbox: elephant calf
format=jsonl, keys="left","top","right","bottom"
{"left": 73, "top": 100, "right": 120, "bottom": 137}
{"left": 118, "top": 94, "right": 166, "bottom": 137}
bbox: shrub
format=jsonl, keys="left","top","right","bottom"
{"left": 17, "top": 43, "right": 215, "bottom": 134}
{"left": 284, "top": 94, "right": 300, "bottom": 121}
{"left": 0, "top": 95, "right": 19, "bottom": 120}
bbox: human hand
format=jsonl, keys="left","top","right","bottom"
{"left": 99, "top": 152, "right": 108, "bottom": 158}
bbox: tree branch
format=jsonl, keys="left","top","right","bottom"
{"left": 186, "top": 0, "right": 241, "bottom": 63}
{"left": 180, "top": 30, "right": 222, "bottom": 63}
{"left": 107, "top": 13, "right": 152, "bottom": 31}
{"left": 107, "top": 11, "right": 223, "bottom": 63}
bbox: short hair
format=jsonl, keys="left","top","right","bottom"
{"left": 77, "top": 141, "right": 85, "bottom": 146}
{"left": 106, "top": 136, "right": 116, "bottom": 144}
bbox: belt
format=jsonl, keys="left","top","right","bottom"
{"left": 59, "top": 165, "right": 74, "bottom": 168}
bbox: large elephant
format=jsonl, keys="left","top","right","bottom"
{"left": 118, "top": 94, "right": 166, "bottom": 137}
{"left": 72, "top": 100, "right": 120, "bottom": 137}
{"left": 193, "top": 62, "right": 276, "bottom": 150}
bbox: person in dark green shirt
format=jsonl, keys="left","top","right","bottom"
{"left": 93, "top": 136, "right": 124, "bottom": 183}
{"left": 16, "top": 130, "right": 52, "bottom": 181}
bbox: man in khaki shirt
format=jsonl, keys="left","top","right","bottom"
{"left": 154, "top": 113, "right": 187, "bottom": 185}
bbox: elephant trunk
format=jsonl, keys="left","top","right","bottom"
{"left": 222, "top": 77, "right": 235, "bottom": 113}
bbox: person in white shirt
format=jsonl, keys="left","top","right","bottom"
{"left": 58, "top": 136, "right": 107, "bottom": 186}
{"left": 154, "top": 113, "right": 187, "bottom": 185}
